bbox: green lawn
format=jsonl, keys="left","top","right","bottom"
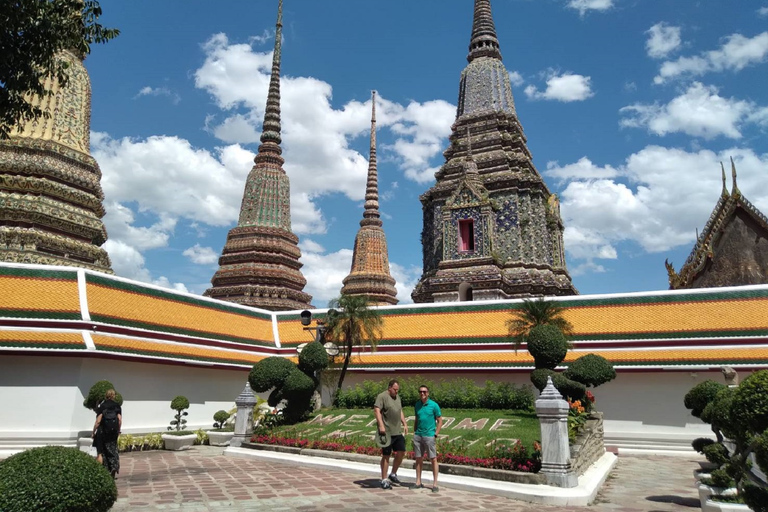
{"left": 268, "top": 407, "right": 541, "bottom": 458}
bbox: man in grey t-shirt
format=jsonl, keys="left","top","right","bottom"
{"left": 373, "top": 379, "right": 408, "bottom": 489}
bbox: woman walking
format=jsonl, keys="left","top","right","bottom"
{"left": 92, "top": 388, "right": 122, "bottom": 478}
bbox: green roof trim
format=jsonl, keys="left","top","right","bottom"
{"left": 0, "top": 266, "right": 77, "bottom": 280}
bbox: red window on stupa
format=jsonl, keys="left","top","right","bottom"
{"left": 458, "top": 219, "right": 475, "bottom": 252}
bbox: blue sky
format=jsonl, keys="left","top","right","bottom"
{"left": 85, "top": 0, "right": 768, "bottom": 306}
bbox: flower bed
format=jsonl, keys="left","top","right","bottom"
{"left": 251, "top": 434, "right": 541, "bottom": 473}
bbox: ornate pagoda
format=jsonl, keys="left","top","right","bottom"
{"left": 666, "top": 159, "right": 768, "bottom": 289}
{"left": 412, "top": 0, "right": 576, "bottom": 303}
{"left": 0, "top": 48, "right": 112, "bottom": 273}
{"left": 204, "top": 0, "right": 312, "bottom": 311}
{"left": 340, "top": 92, "right": 398, "bottom": 305}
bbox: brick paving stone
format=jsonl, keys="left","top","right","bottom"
{"left": 109, "top": 446, "right": 702, "bottom": 511}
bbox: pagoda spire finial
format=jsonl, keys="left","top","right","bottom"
{"left": 468, "top": 0, "right": 502, "bottom": 62}
{"left": 259, "top": 0, "right": 284, "bottom": 153}
{"left": 730, "top": 156, "right": 740, "bottom": 196}
{"left": 721, "top": 162, "right": 729, "bottom": 197}
{"left": 361, "top": 91, "right": 382, "bottom": 227}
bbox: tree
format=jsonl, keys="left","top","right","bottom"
{"left": 0, "top": 0, "right": 119, "bottom": 139}
{"left": 506, "top": 297, "right": 574, "bottom": 351}
{"left": 325, "top": 294, "right": 383, "bottom": 394}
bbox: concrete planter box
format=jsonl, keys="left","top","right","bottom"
{"left": 698, "top": 484, "right": 737, "bottom": 506}
{"left": 206, "top": 431, "right": 234, "bottom": 447}
{"left": 702, "top": 498, "right": 752, "bottom": 512}
{"left": 162, "top": 433, "right": 197, "bottom": 451}
{"left": 694, "top": 469, "right": 712, "bottom": 482}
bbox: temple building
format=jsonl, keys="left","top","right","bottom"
{"left": 666, "top": 160, "right": 768, "bottom": 290}
{"left": 412, "top": 0, "right": 576, "bottom": 303}
{"left": 204, "top": 0, "right": 312, "bottom": 311}
{"left": 0, "top": 50, "right": 112, "bottom": 273}
{"left": 340, "top": 92, "right": 398, "bottom": 305}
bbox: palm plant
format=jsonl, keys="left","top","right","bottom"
{"left": 507, "top": 298, "right": 574, "bottom": 351}
{"left": 325, "top": 294, "right": 383, "bottom": 394}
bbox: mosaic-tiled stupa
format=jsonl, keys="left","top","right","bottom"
{"left": 666, "top": 159, "right": 768, "bottom": 289}
{"left": 340, "top": 92, "right": 398, "bottom": 305}
{"left": 0, "top": 49, "right": 112, "bottom": 273}
{"left": 204, "top": 0, "right": 312, "bottom": 311}
{"left": 412, "top": 0, "right": 576, "bottom": 303}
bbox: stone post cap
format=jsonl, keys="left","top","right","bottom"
{"left": 540, "top": 376, "right": 563, "bottom": 400}
{"left": 535, "top": 376, "right": 569, "bottom": 414}
{"left": 235, "top": 381, "right": 258, "bottom": 407}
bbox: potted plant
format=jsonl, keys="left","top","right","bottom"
{"left": 161, "top": 396, "right": 196, "bottom": 451}
{"left": 206, "top": 410, "right": 234, "bottom": 446}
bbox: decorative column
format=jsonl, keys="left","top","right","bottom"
{"left": 535, "top": 377, "right": 578, "bottom": 488}
{"left": 231, "top": 382, "right": 258, "bottom": 448}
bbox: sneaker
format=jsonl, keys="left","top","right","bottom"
{"left": 432, "top": 486, "right": 439, "bottom": 493}
{"left": 381, "top": 480, "right": 391, "bottom": 489}
{"left": 388, "top": 473, "right": 400, "bottom": 484}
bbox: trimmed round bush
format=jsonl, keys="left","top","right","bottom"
{"left": 701, "top": 387, "right": 739, "bottom": 440}
{"left": 282, "top": 368, "right": 315, "bottom": 399}
{"left": 530, "top": 369, "right": 557, "bottom": 391}
{"left": 83, "top": 380, "right": 123, "bottom": 411}
{"left": 691, "top": 437, "right": 715, "bottom": 453}
{"left": 0, "top": 446, "right": 117, "bottom": 512}
{"left": 684, "top": 380, "right": 726, "bottom": 419}
{"left": 170, "top": 395, "right": 190, "bottom": 411}
{"left": 298, "top": 341, "right": 329, "bottom": 374}
{"left": 701, "top": 442, "right": 728, "bottom": 466}
{"left": 754, "top": 430, "right": 768, "bottom": 476}
{"left": 249, "top": 357, "right": 296, "bottom": 392}
{"left": 731, "top": 369, "right": 768, "bottom": 435}
{"left": 213, "top": 410, "right": 230, "bottom": 424}
{"left": 708, "top": 468, "right": 734, "bottom": 489}
{"left": 267, "top": 387, "right": 284, "bottom": 408}
{"left": 526, "top": 324, "right": 568, "bottom": 369}
{"left": 529, "top": 369, "right": 586, "bottom": 401}
{"left": 564, "top": 354, "right": 616, "bottom": 388}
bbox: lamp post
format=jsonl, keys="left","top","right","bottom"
{"left": 299, "top": 309, "right": 340, "bottom": 358}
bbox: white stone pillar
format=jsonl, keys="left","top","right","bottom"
{"left": 231, "top": 382, "right": 258, "bottom": 448}
{"left": 535, "top": 377, "right": 578, "bottom": 488}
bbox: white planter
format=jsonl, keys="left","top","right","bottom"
{"left": 206, "top": 431, "right": 234, "bottom": 447}
{"left": 78, "top": 437, "right": 97, "bottom": 457}
{"left": 699, "top": 485, "right": 738, "bottom": 508}
{"left": 162, "top": 433, "right": 197, "bottom": 451}
{"left": 702, "top": 498, "right": 752, "bottom": 512}
{"left": 694, "top": 469, "right": 712, "bottom": 483}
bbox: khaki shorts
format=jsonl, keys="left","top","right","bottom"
{"left": 413, "top": 435, "right": 436, "bottom": 459}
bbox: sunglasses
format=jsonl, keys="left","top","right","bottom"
{"left": 419, "top": 390, "right": 428, "bottom": 394}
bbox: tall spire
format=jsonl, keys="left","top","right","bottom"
{"left": 468, "top": 0, "right": 502, "bottom": 62}
{"left": 340, "top": 91, "right": 398, "bottom": 306}
{"left": 721, "top": 162, "right": 729, "bottom": 197}
{"left": 361, "top": 91, "right": 382, "bottom": 227}
{"left": 260, "top": 0, "right": 283, "bottom": 150}
{"left": 205, "top": 0, "right": 312, "bottom": 312}
{"left": 730, "top": 156, "right": 740, "bottom": 196}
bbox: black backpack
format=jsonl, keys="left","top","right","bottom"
{"left": 102, "top": 407, "right": 119, "bottom": 436}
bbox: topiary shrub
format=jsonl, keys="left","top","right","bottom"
{"left": 701, "top": 387, "right": 738, "bottom": 441}
{"left": 529, "top": 368, "right": 586, "bottom": 402}
{"left": 701, "top": 442, "right": 728, "bottom": 467}
{"left": 742, "top": 483, "right": 768, "bottom": 512}
{"left": 212, "top": 410, "right": 230, "bottom": 429}
{"left": 691, "top": 437, "right": 716, "bottom": 453}
{"left": 708, "top": 468, "right": 735, "bottom": 489}
{"left": 526, "top": 324, "right": 568, "bottom": 369}
{"left": 0, "top": 446, "right": 117, "bottom": 512}
{"left": 754, "top": 430, "right": 768, "bottom": 476}
{"left": 530, "top": 369, "right": 557, "bottom": 391}
{"left": 564, "top": 354, "right": 616, "bottom": 388}
{"left": 731, "top": 369, "right": 768, "bottom": 435}
{"left": 83, "top": 380, "right": 123, "bottom": 412}
{"left": 684, "top": 380, "right": 726, "bottom": 419}
{"left": 249, "top": 357, "right": 296, "bottom": 392}
{"left": 169, "top": 395, "right": 190, "bottom": 431}
{"left": 298, "top": 341, "right": 329, "bottom": 375}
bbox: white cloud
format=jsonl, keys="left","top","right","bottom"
{"left": 619, "top": 82, "right": 759, "bottom": 139}
{"left": 759, "top": 7, "right": 768, "bottom": 16}
{"left": 103, "top": 239, "right": 188, "bottom": 292}
{"left": 134, "top": 86, "right": 181, "bottom": 105}
{"left": 545, "top": 157, "right": 619, "bottom": 182}
{"left": 646, "top": 23, "right": 682, "bottom": 59}
{"left": 655, "top": 31, "right": 768, "bottom": 83}
{"left": 567, "top": 0, "right": 614, "bottom": 16}
{"left": 508, "top": 71, "right": 524, "bottom": 87}
{"left": 559, "top": 146, "right": 768, "bottom": 267}
{"left": 183, "top": 244, "right": 219, "bottom": 265}
{"left": 298, "top": 245, "right": 354, "bottom": 307}
{"left": 524, "top": 73, "right": 594, "bottom": 102}
{"left": 389, "top": 262, "right": 420, "bottom": 304}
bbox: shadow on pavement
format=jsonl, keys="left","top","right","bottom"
{"left": 646, "top": 495, "right": 700, "bottom": 507}
{"left": 354, "top": 478, "right": 386, "bottom": 489}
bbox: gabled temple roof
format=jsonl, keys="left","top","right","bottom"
{"left": 667, "top": 159, "right": 768, "bottom": 290}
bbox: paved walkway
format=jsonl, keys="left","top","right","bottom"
{"left": 112, "top": 446, "right": 702, "bottom": 511}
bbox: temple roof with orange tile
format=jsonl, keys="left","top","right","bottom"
{"left": 1, "top": 263, "right": 767, "bottom": 371}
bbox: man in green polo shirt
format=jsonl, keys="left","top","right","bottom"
{"left": 411, "top": 384, "right": 442, "bottom": 492}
